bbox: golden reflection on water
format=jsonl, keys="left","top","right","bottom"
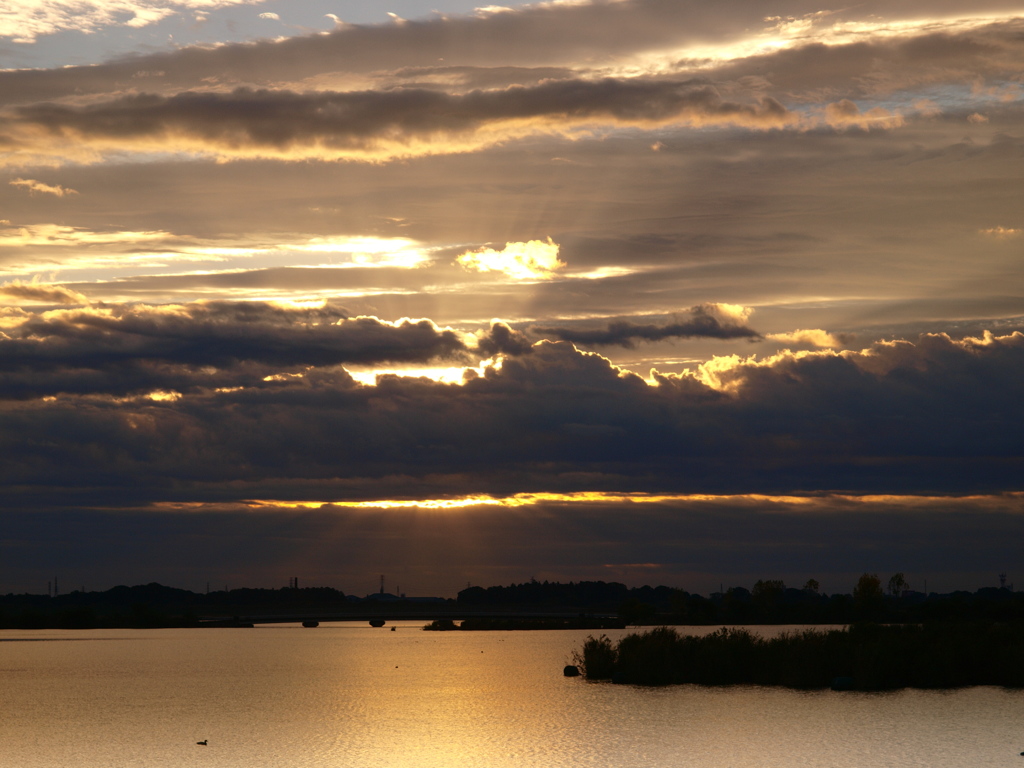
{"left": 2, "top": 624, "right": 1024, "bottom": 768}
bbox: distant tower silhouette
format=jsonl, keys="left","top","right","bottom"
{"left": 380, "top": 574, "right": 385, "bottom": 595}
{"left": 1000, "top": 572, "right": 1007, "bottom": 589}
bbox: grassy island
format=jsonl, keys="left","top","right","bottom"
{"left": 574, "top": 624, "right": 1024, "bottom": 689}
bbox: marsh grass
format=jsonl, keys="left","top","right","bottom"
{"left": 572, "top": 634, "right": 617, "bottom": 679}
{"left": 423, "top": 618, "right": 459, "bottom": 630}
{"left": 575, "top": 623, "right": 1024, "bottom": 689}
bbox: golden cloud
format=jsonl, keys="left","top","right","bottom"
{"left": 233, "top": 490, "right": 1022, "bottom": 511}
{"left": 767, "top": 329, "right": 845, "bottom": 348}
{"left": 0, "top": 224, "right": 170, "bottom": 248}
{"left": 0, "top": 279, "right": 89, "bottom": 306}
{"left": 457, "top": 238, "right": 565, "bottom": 280}
{"left": 824, "top": 99, "right": 904, "bottom": 131}
{"left": 0, "top": 225, "right": 435, "bottom": 278}
{"left": 9, "top": 178, "right": 78, "bottom": 197}
{"left": 980, "top": 226, "right": 1021, "bottom": 238}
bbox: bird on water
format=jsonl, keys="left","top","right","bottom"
{"left": 197, "top": 740, "right": 208, "bottom": 746}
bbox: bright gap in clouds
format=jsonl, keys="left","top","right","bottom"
{"left": 234, "top": 491, "right": 1022, "bottom": 511}
{"left": 0, "top": 230, "right": 433, "bottom": 286}
{"left": 346, "top": 364, "right": 487, "bottom": 386}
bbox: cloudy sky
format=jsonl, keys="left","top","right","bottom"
{"left": 2, "top": 0, "right": 1022, "bottom": 598}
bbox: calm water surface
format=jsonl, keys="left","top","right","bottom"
{"left": 1, "top": 623, "right": 1022, "bottom": 767}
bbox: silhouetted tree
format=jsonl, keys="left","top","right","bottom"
{"left": 854, "top": 573, "right": 883, "bottom": 602}
{"left": 752, "top": 579, "right": 785, "bottom": 620}
{"left": 853, "top": 573, "right": 884, "bottom": 620}
{"left": 887, "top": 572, "right": 909, "bottom": 597}
{"left": 618, "top": 598, "right": 656, "bottom": 626}
{"left": 669, "top": 589, "right": 690, "bottom": 621}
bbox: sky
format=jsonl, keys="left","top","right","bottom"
{"left": 1, "top": 0, "right": 1023, "bottom": 599}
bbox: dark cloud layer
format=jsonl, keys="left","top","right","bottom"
{"left": 0, "top": 329, "right": 1020, "bottom": 508}
{"left": 0, "top": 301, "right": 474, "bottom": 398}
{"left": 0, "top": 302, "right": 764, "bottom": 399}
{"left": 477, "top": 321, "right": 534, "bottom": 357}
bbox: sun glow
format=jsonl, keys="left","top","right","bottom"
{"left": 456, "top": 238, "right": 565, "bottom": 281}
{"left": 167, "top": 491, "right": 1024, "bottom": 514}
{"left": 347, "top": 364, "right": 485, "bottom": 386}
{"left": 235, "top": 491, "right": 1024, "bottom": 511}
{"left": 288, "top": 236, "right": 431, "bottom": 268}
{"left": 569, "top": 265, "right": 639, "bottom": 280}
{"left": 239, "top": 492, "right": 795, "bottom": 511}
{"left": 0, "top": 228, "right": 429, "bottom": 269}
{"left": 150, "top": 235, "right": 431, "bottom": 268}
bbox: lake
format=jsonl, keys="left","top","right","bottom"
{"left": 2, "top": 623, "right": 1022, "bottom": 767}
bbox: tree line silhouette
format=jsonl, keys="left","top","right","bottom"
{"left": 0, "top": 583, "right": 355, "bottom": 629}
{"left": 0, "top": 574, "right": 1020, "bottom": 628}
{"left": 459, "top": 574, "right": 1023, "bottom": 625}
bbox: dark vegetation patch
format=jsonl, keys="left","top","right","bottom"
{"left": 573, "top": 624, "right": 1024, "bottom": 689}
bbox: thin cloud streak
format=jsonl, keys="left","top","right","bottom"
{"left": 0, "top": 279, "right": 89, "bottom": 305}
{"left": 3, "top": 81, "right": 796, "bottom": 165}
{"left": 9, "top": 177, "right": 78, "bottom": 196}
{"left": 534, "top": 304, "right": 761, "bottom": 348}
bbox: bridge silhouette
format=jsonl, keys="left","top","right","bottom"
{"left": 200, "top": 609, "right": 622, "bottom": 627}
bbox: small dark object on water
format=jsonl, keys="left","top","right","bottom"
{"left": 302, "top": 620, "right": 319, "bottom": 628}
{"left": 563, "top": 665, "right": 580, "bottom": 677}
{"left": 196, "top": 740, "right": 208, "bottom": 746}
{"left": 369, "top": 619, "right": 386, "bottom": 627}
{"left": 391, "top": 626, "right": 396, "bottom": 631}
